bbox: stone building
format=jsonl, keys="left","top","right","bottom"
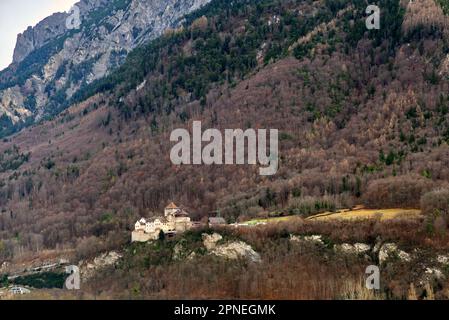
{"left": 131, "top": 203, "right": 192, "bottom": 242}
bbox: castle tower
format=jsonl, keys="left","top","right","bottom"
{"left": 164, "top": 202, "right": 179, "bottom": 217}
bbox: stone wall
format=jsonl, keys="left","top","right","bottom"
{"left": 131, "top": 231, "right": 155, "bottom": 242}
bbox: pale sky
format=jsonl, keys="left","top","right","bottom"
{"left": 0, "top": 0, "right": 78, "bottom": 71}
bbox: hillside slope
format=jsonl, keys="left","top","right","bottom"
{"left": 0, "top": 0, "right": 210, "bottom": 137}
{"left": 0, "top": 0, "right": 449, "bottom": 262}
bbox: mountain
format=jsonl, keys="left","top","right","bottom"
{"left": 0, "top": 0, "right": 210, "bottom": 137}
{"left": 1, "top": 0, "right": 449, "bottom": 299}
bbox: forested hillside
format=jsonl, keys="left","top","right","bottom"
{"left": 0, "top": 0, "right": 210, "bottom": 137}
{"left": 1, "top": 0, "right": 449, "bottom": 265}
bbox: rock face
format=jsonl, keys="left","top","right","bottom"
{"left": 80, "top": 251, "right": 122, "bottom": 281}
{"left": 0, "top": 0, "right": 210, "bottom": 132}
{"left": 290, "top": 234, "right": 325, "bottom": 246}
{"left": 335, "top": 243, "right": 371, "bottom": 255}
{"left": 202, "top": 233, "right": 261, "bottom": 263}
{"left": 0, "top": 262, "right": 10, "bottom": 274}
{"left": 437, "top": 255, "right": 449, "bottom": 265}
{"left": 13, "top": 13, "right": 69, "bottom": 64}
{"left": 419, "top": 267, "right": 445, "bottom": 286}
{"left": 202, "top": 233, "right": 223, "bottom": 250}
{"left": 212, "top": 242, "right": 262, "bottom": 263}
{"left": 378, "top": 243, "right": 411, "bottom": 265}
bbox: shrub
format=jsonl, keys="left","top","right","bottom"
{"left": 12, "top": 272, "right": 66, "bottom": 289}
{"left": 421, "top": 188, "right": 449, "bottom": 230}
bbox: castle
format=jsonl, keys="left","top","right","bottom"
{"left": 131, "top": 203, "right": 192, "bottom": 242}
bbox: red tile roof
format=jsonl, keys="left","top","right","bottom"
{"left": 166, "top": 202, "right": 179, "bottom": 209}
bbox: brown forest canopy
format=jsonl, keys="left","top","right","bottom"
{"left": 1, "top": 0, "right": 449, "bottom": 259}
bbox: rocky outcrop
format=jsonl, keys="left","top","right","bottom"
{"left": 212, "top": 242, "right": 262, "bottom": 263}
{"left": 80, "top": 251, "right": 122, "bottom": 281}
{"left": 378, "top": 243, "right": 411, "bottom": 265}
{"left": 334, "top": 243, "right": 371, "bottom": 255}
{"left": 437, "top": 255, "right": 449, "bottom": 265}
{"left": 13, "top": 13, "right": 69, "bottom": 64}
{"left": 290, "top": 234, "right": 414, "bottom": 265}
{"left": 202, "top": 233, "right": 261, "bottom": 263}
{"left": 0, "top": 262, "right": 10, "bottom": 274}
{"left": 418, "top": 267, "right": 445, "bottom": 287}
{"left": 202, "top": 233, "right": 224, "bottom": 250}
{"left": 0, "top": 86, "right": 31, "bottom": 123}
{"left": 290, "top": 234, "right": 325, "bottom": 246}
{"left": 1, "top": 0, "right": 211, "bottom": 128}
{"left": 12, "top": 0, "right": 114, "bottom": 64}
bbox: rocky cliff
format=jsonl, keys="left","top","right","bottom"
{"left": 0, "top": 0, "right": 210, "bottom": 136}
{"left": 13, "top": 13, "right": 68, "bottom": 65}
